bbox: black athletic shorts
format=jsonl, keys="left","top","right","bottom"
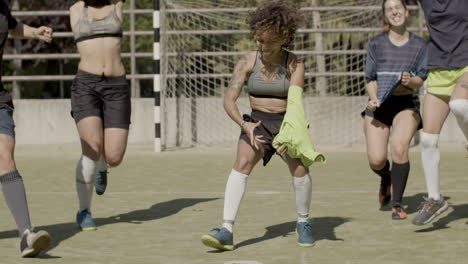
{"left": 71, "top": 70, "right": 131, "bottom": 129}
{"left": 361, "top": 94, "right": 422, "bottom": 130}
{"left": 240, "top": 110, "right": 285, "bottom": 166}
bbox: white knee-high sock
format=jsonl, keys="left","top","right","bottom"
{"left": 449, "top": 99, "right": 468, "bottom": 143}
{"left": 96, "top": 155, "right": 108, "bottom": 172}
{"left": 421, "top": 132, "right": 441, "bottom": 200}
{"left": 293, "top": 174, "right": 312, "bottom": 222}
{"left": 76, "top": 155, "right": 97, "bottom": 211}
{"left": 222, "top": 169, "right": 248, "bottom": 232}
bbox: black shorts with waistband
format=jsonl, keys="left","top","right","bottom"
{"left": 71, "top": 70, "right": 131, "bottom": 129}
{"left": 361, "top": 94, "right": 422, "bottom": 130}
{"left": 240, "top": 110, "right": 285, "bottom": 166}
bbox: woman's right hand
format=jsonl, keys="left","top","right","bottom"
{"left": 242, "top": 121, "right": 266, "bottom": 150}
{"left": 366, "top": 99, "right": 381, "bottom": 112}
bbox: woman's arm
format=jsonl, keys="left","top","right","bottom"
{"left": 224, "top": 54, "right": 251, "bottom": 127}
{"left": 366, "top": 80, "right": 380, "bottom": 111}
{"left": 287, "top": 54, "right": 305, "bottom": 87}
{"left": 69, "top": 1, "right": 84, "bottom": 31}
{"left": 9, "top": 22, "right": 52, "bottom": 43}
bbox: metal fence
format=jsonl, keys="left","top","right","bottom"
{"left": 4, "top": 4, "right": 426, "bottom": 98}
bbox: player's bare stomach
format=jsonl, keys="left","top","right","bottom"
{"left": 249, "top": 96, "right": 287, "bottom": 113}
{"left": 76, "top": 38, "right": 125, "bottom": 76}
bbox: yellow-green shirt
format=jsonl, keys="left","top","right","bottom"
{"left": 273, "top": 85, "right": 326, "bottom": 167}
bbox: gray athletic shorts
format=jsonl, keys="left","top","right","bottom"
{"left": 0, "top": 104, "right": 15, "bottom": 138}
{"left": 71, "top": 70, "right": 131, "bottom": 129}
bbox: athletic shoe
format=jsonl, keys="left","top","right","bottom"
{"left": 76, "top": 209, "right": 97, "bottom": 231}
{"left": 20, "top": 229, "right": 51, "bottom": 258}
{"left": 201, "top": 227, "right": 234, "bottom": 251}
{"left": 379, "top": 177, "right": 391, "bottom": 210}
{"left": 296, "top": 221, "right": 315, "bottom": 247}
{"left": 391, "top": 203, "right": 407, "bottom": 220}
{"left": 412, "top": 197, "right": 449, "bottom": 226}
{"left": 95, "top": 170, "right": 108, "bottom": 195}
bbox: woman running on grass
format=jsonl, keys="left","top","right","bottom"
{"left": 69, "top": 0, "right": 130, "bottom": 231}
{"left": 412, "top": 0, "right": 468, "bottom": 226}
{"left": 362, "top": 0, "right": 428, "bottom": 220}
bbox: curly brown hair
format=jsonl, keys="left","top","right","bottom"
{"left": 248, "top": 0, "right": 301, "bottom": 49}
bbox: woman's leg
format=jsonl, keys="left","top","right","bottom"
{"left": 201, "top": 138, "right": 263, "bottom": 251}
{"left": 0, "top": 134, "right": 30, "bottom": 235}
{"left": 420, "top": 93, "right": 450, "bottom": 200}
{"left": 103, "top": 127, "right": 129, "bottom": 167}
{"left": 223, "top": 138, "right": 264, "bottom": 231}
{"left": 413, "top": 93, "right": 450, "bottom": 225}
{"left": 75, "top": 117, "right": 103, "bottom": 224}
{"left": 281, "top": 154, "right": 314, "bottom": 247}
{"left": 449, "top": 72, "right": 468, "bottom": 145}
{"left": 363, "top": 115, "right": 391, "bottom": 208}
{"left": 389, "top": 110, "right": 420, "bottom": 219}
{"left": 281, "top": 154, "right": 310, "bottom": 221}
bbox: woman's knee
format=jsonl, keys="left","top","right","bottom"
{"left": 105, "top": 154, "right": 124, "bottom": 167}
{"left": 367, "top": 154, "right": 387, "bottom": 170}
{"left": 391, "top": 143, "right": 409, "bottom": 163}
{"left": 234, "top": 156, "right": 256, "bottom": 174}
{"left": 420, "top": 132, "right": 439, "bottom": 149}
{"left": 81, "top": 140, "right": 102, "bottom": 160}
{"left": 0, "top": 152, "right": 15, "bottom": 174}
{"left": 290, "top": 165, "right": 308, "bottom": 177}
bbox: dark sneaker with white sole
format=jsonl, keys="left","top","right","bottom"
{"left": 20, "top": 229, "right": 51, "bottom": 257}
{"left": 412, "top": 197, "right": 448, "bottom": 225}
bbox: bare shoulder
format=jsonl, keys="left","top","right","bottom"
{"left": 241, "top": 51, "right": 257, "bottom": 73}
{"left": 286, "top": 52, "right": 304, "bottom": 74}
{"left": 110, "top": 0, "right": 125, "bottom": 6}
{"left": 70, "top": 1, "right": 84, "bottom": 11}
{"left": 69, "top": 1, "right": 84, "bottom": 27}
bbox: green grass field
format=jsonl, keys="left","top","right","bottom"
{"left": 0, "top": 145, "right": 466, "bottom": 264}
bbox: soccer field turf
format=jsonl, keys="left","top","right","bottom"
{"left": 0, "top": 145, "right": 466, "bottom": 263}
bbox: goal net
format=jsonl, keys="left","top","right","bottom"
{"left": 159, "top": 0, "right": 421, "bottom": 149}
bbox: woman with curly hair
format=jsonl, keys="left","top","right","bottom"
{"left": 69, "top": 0, "right": 130, "bottom": 231}
{"left": 200, "top": 0, "right": 314, "bottom": 250}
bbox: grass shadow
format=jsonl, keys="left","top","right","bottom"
{"left": 0, "top": 198, "right": 217, "bottom": 256}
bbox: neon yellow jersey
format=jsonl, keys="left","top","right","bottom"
{"left": 272, "top": 85, "right": 326, "bottom": 167}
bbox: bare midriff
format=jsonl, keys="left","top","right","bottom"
{"left": 249, "top": 95, "right": 287, "bottom": 113}
{"left": 77, "top": 37, "right": 125, "bottom": 76}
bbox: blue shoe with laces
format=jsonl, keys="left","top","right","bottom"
{"left": 201, "top": 227, "right": 234, "bottom": 251}
{"left": 76, "top": 209, "right": 97, "bottom": 231}
{"left": 296, "top": 221, "right": 315, "bottom": 247}
{"left": 95, "top": 170, "right": 108, "bottom": 195}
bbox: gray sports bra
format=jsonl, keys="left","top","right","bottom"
{"left": 247, "top": 51, "right": 290, "bottom": 99}
{"left": 73, "top": 4, "right": 123, "bottom": 43}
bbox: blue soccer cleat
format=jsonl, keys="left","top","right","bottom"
{"left": 296, "top": 221, "right": 315, "bottom": 247}
{"left": 95, "top": 170, "right": 108, "bottom": 195}
{"left": 201, "top": 227, "right": 234, "bottom": 251}
{"left": 76, "top": 209, "right": 97, "bottom": 231}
